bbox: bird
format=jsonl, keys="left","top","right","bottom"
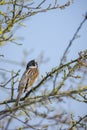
{"left": 16, "top": 60, "right": 39, "bottom": 106}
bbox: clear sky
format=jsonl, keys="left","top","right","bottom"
{"left": 0, "top": 0, "right": 87, "bottom": 121}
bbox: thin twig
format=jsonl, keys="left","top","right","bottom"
{"left": 60, "top": 17, "right": 87, "bottom": 66}
{"left": 36, "top": 0, "right": 46, "bottom": 9}
{"left": 23, "top": 53, "right": 87, "bottom": 100}
{"left": 0, "top": 53, "right": 87, "bottom": 106}
{"left": 69, "top": 115, "right": 87, "bottom": 130}
{"left": 53, "top": 13, "right": 87, "bottom": 88}
{"left": 0, "top": 86, "right": 87, "bottom": 117}
{"left": 0, "top": 70, "right": 20, "bottom": 88}
{"left": 5, "top": 114, "right": 39, "bottom": 130}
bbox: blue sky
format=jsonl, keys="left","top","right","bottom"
{"left": 1, "top": 1, "right": 87, "bottom": 69}
{"left": 0, "top": 0, "right": 87, "bottom": 120}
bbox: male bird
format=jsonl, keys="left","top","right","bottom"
{"left": 16, "top": 60, "right": 39, "bottom": 105}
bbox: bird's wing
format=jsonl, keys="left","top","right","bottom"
{"left": 18, "top": 69, "right": 30, "bottom": 92}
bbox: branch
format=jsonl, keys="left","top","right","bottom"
{"left": 69, "top": 115, "right": 87, "bottom": 130}
{"left": 5, "top": 114, "right": 38, "bottom": 130}
{"left": 0, "top": 52, "right": 87, "bottom": 106}
{"left": 0, "top": 86, "right": 87, "bottom": 117}
{"left": 22, "top": 52, "right": 87, "bottom": 100}
{"left": 0, "top": 0, "right": 71, "bottom": 45}
{"left": 60, "top": 12, "right": 87, "bottom": 65}
{"left": 0, "top": 70, "right": 20, "bottom": 88}
{"left": 53, "top": 12, "right": 87, "bottom": 88}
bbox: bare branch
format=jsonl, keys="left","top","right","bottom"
{"left": 69, "top": 115, "right": 87, "bottom": 130}
{"left": 0, "top": 70, "right": 20, "bottom": 88}
{"left": 60, "top": 13, "right": 87, "bottom": 66}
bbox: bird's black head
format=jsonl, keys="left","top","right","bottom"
{"left": 26, "top": 60, "right": 38, "bottom": 69}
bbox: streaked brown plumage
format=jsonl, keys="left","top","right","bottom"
{"left": 16, "top": 60, "right": 39, "bottom": 105}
